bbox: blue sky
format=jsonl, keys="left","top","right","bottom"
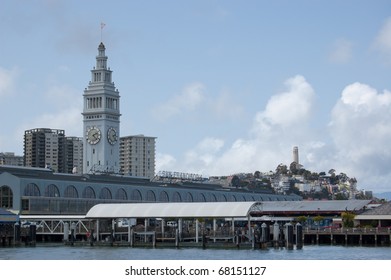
{"left": 1, "top": 0, "right": 391, "bottom": 193}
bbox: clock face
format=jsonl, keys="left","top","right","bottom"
{"left": 87, "top": 126, "right": 101, "bottom": 145}
{"left": 107, "top": 127, "right": 118, "bottom": 145}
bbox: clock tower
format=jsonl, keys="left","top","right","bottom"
{"left": 82, "top": 42, "right": 121, "bottom": 174}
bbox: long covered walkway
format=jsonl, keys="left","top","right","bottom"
{"left": 85, "top": 202, "right": 263, "bottom": 246}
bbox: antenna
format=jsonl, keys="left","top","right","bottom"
{"left": 100, "top": 22, "right": 106, "bottom": 42}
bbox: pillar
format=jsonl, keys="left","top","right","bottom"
{"left": 195, "top": 219, "right": 199, "bottom": 243}
{"left": 296, "top": 222, "right": 303, "bottom": 249}
{"left": 285, "top": 222, "right": 294, "bottom": 250}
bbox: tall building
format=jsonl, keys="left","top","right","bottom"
{"left": 0, "top": 152, "right": 23, "bottom": 166}
{"left": 120, "top": 135, "right": 156, "bottom": 178}
{"left": 65, "top": 137, "right": 83, "bottom": 174}
{"left": 24, "top": 128, "right": 66, "bottom": 172}
{"left": 82, "top": 42, "right": 121, "bottom": 174}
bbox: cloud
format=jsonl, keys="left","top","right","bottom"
{"left": 329, "top": 38, "right": 353, "bottom": 64}
{"left": 329, "top": 82, "right": 391, "bottom": 191}
{"left": 373, "top": 17, "right": 391, "bottom": 63}
{"left": 0, "top": 67, "right": 18, "bottom": 97}
{"left": 253, "top": 75, "right": 315, "bottom": 133}
{"left": 153, "top": 82, "right": 206, "bottom": 121}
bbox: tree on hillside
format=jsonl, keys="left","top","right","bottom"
{"left": 276, "top": 163, "right": 288, "bottom": 175}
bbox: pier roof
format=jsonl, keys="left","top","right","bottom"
{"left": 85, "top": 200, "right": 371, "bottom": 220}
{"left": 85, "top": 202, "right": 263, "bottom": 219}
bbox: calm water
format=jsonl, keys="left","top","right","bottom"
{"left": 0, "top": 244, "right": 390, "bottom": 260}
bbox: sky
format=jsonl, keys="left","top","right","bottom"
{"left": 1, "top": 0, "right": 391, "bottom": 193}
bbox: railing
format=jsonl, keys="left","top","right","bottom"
{"left": 303, "top": 227, "right": 391, "bottom": 234}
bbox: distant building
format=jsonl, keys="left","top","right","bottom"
{"left": 0, "top": 152, "right": 23, "bottom": 166}
{"left": 24, "top": 128, "right": 66, "bottom": 173}
{"left": 65, "top": 137, "right": 83, "bottom": 174}
{"left": 120, "top": 135, "right": 156, "bottom": 178}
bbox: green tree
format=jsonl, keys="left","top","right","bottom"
{"left": 341, "top": 212, "right": 355, "bottom": 228}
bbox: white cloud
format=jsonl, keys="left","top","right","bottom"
{"left": 0, "top": 67, "right": 18, "bottom": 97}
{"left": 253, "top": 75, "right": 315, "bottom": 133}
{"left": 156, "top": 153, "right": 177, "bottom": 172}
{"left": 373, "top": 17, "right": 391, "bottom": 63}
{"left": 329, "top": 82, "right": 391, "bottom": 190}
{"left": 329, "top": 38, "right": 353, "bottom": 64}
{"left": 153, "top": 82, "right": 206, "bottom": 121}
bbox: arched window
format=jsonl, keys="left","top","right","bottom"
{"left": 64, "top": 185, "right": 78, "bottom": 198}
{"left": 45, "top": 184, "right": 60, "bottom": 197}
{"left": 219, "top": 194, "right": 227, "bottom": 202}
{"left": 115, "top": 188, "right": 127, "bottom": 200}
{"left": 146, "top": 190, "right": 156, "bottom": 202}
{"left": 172, "top": 192, "right": 182, "bottom": 202}
{"left": 159, "top": 191, "right": 169, "bottom": 202}
{"left": 210, "top": 193, "right": 217, "bottom": 202}
{"left": 184, "top": 192, "right": 193, "bottom": 202}
{"left": 82, "top": 186, "right": 96, "bottom": 199}
{"left": 130, "top": 189, "right": 142, "bottom": 201}
{"left": 99, "top": 187, "right": 112, "bottom": 199}
{"left": 24, "top": 183, "right": 40, "bottom": 196}
{"left": 198, "top": 193, "right": 206, "bottom": 202}
{"left": 0, "top": 186, "right": 13, "bottom": 208}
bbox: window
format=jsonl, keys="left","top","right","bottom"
{"left": 99, "top": 188, "right": 112, "bottom": 200}
{"left": 146, "top": 190, "right": 156, "bottom": 202}
{"left": 115, "top": 188, "right": 127, "bottom": 200}
{"left": 130, "top": 189, "right": 142, "bottom": 201}
{"left": 82, "top": 186, "right": 96, "bottom": 199}
{"left": 172, "top": 192, "right": 181, "bottom": 202}
{"left": 64, "top": 185, "right": 78, "bottom": 198}
{"left": 0, "top": 186, "right": 13, "bottom": 208}
{"left": 24, "top": 183, "right": 40, "bottom": 196}
{"left": 159, "top": 191, "right": 169, "bottom": 202}
{"left": 45, "top": 184, "right": 60, "bottom": 197}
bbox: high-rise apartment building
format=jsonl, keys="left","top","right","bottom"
{"left": 0, "top": 152, "right": 24, "bottom": 166}
{"left": 65, "top": 137, "right": 83, "bottom": 174}
{"left": 120, "top": 135, "right": 156, "bottom": 178}
{"left": 24, "top": 128, "right": 66, "bottom": 172}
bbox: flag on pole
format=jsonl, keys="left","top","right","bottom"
{"left": 101, "top": 22, "right": 106, "bottom": 29}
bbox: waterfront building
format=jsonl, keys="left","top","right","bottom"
{"left": 82, "top": 42, "right": 121, "bottom": 174}
{"left": 120, "top": 135, "right": 156, "bottom": 178}
{"left": 24, "top": 128, "right": 66, "bottom": 173}
{"left": 0, "top": 152, "right": 23, "bottom": 167}
{"left": 0, "top": 165, "right": 301, "bottom": 215}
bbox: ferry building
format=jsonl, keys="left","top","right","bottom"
{"left": 0, "top": 42, "right": 301, "bottom": 217}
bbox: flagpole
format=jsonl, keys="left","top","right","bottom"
{"left": 100, "top": 22, "right": 106, "bottom": 42}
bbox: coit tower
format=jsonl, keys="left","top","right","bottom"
{"left": 293, "top": 146, "right": 299, "bottom": 164}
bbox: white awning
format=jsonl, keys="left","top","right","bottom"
{"left": 85, "top": 202, "right": 262, "bottom": 219}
